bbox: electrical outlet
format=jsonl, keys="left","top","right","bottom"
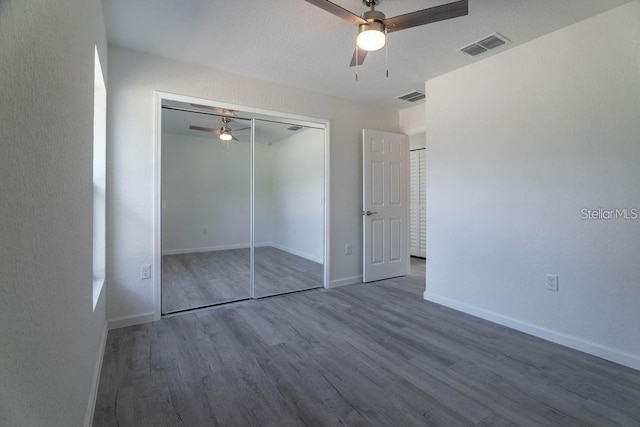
{"left": 546, "top": 274, "right": 558, "bottom": 292}
{"left": 345, "top": 244, "right": 352, "bottom": 255}
{"left": 140, "top": 264, "right": 151, "bottom": 280}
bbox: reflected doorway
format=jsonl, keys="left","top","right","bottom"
{"left": 409, "top": 132, "right": 427, "bottom": 295}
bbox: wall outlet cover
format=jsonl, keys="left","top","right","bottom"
{"left": 140, "top": 264, "right": 152, "bottom": 280}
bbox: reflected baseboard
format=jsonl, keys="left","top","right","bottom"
{"left": 162, "top": 243, "right": 268, "bottom": 256}
{"left": 162, "top": 242, "right": 322, "bottom": 264}
{"left": 330, "top": 275, "right": 363, "bottom": 288}
{"left": 269, "top": 242, "right": 323, "bottom": 264}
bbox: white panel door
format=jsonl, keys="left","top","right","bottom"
{"left": 363, "top": 129, "right": 409, "bottom": 282}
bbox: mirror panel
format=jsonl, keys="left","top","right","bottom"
{"left": 254, "top": 119, "right": 325, "bottom": 297}
{"left": 161, "top": 108, "right": 251, "bottom": 313}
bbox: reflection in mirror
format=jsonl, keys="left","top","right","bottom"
{"left": 254, "top": 120, "right": 325, "bottom": 297}
{"left": 161, "top": 107, "right": 251, "bottom": 313}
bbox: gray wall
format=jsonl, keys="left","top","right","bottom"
{"left": 0, "top": 0, "right": 108, "bottom": 425}
{"left": 424, "top": 2, "right": 640, "bottom": 369}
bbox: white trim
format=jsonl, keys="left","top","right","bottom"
{"left": 250, "top": 118, "right": 255, "bottom": 299}
{"left": 270, "top": 242, "right": 323, "bottom": 264}
{"left": 108, "top": 311, "right": 155, "bottom": 330}
{"left": 84, "top": 324, "right": 108, "bottom": 427}
{"left": 154, "top": 91, "right": 331, "bottom": 319}
{"left": 324, "top": 121, "right": 331, "bottom": 289}
{"left": 423, "top": 291, "right": 640, "bottom": 372}
{"left": 162, "top": 243, "right": 250, "bottom": 256}
{"left": 330, "top": 275, "right": 363, "bottom": 288}
{"left": 402, "top": 125, "right": 426, "bottom": 136}
{"left": 153, "top": 93, "right": 162, "bottom": 321}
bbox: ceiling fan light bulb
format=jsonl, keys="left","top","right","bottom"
{"left": 219, "top": 132, "right": 232, "bottom": 141}
{"left": 357, "top": 22, "right": 385, "bottom": 51}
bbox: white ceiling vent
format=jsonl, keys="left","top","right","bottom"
{"left": 397, "top": 90, "right": 426, "bottom": 103}
{"left": 287, "top": 125, "right": 303, "bottom": 131}
{"left": 459, "top": 32, "right": 510, "bottom": 57}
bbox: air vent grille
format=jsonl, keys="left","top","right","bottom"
{"left": 287, "top": 125, "right": 303, "bottom": 131}
{"left": 459, "top": 33, "right": 510, "bottom": 57}
{"left": 397, "top": 90, "right": 426, "bottom": 103}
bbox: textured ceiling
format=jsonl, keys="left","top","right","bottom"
{"left": 104, "top": 0, "right": 631, "bottom": 109}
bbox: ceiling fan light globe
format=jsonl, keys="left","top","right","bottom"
{"left": 357, "top": 22, "right": 385, "bottom": 51}
{"left": 219, "top": 132, "right": 232, "bottom": 141}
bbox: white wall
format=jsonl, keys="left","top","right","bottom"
{"left": 399, "top": 103, "right": 426, "bottom": 135}
{"left": 254, "top": 143, "right": 275, "bottom": 246}
{"left": 424, "top": 2, "right": 640, "bottom": 369}
{"left": 161, "top": 127, "right": 324, "bottom": 262}
{"left": 0, "top": 0, "right": 108, "bottom": 425}
{"left": 267, "top": 128, "right": 325, "bottom": 262}
{"left": 161, "top": 132, "right": 251, "bottom": 253}
{"left": 107, "top": 47, "right": 398, "bottom": 323}
{"left": 410, "top": 133, "right": 427, "bottom": 150}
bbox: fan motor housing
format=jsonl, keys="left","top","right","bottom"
{"left": 362, "top": 10, "right": 385, "bottom": 23}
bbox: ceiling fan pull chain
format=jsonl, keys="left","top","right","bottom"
{"left": 355, "top": 36, "right": 359, "bottom": 81}
{"left": 385, "top": 27, "right": 389, "bottom": 78}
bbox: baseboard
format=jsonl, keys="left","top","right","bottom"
{"left": 423, "top": 291, "right": 640, "bottom": 372}
{"left": 108, "top": 311, "right": 155, "bottom": 330}
{"left": 330, "top": 275, "right": 363, "bottom": 288}
{"left": 162, "top": 243, "right": 250, "bottom": 256}
{"left": 269, "top": 242, "right": 323, "bottom": 264}
{"left": 84, "top": 324, "right": 108, "bottom": 427}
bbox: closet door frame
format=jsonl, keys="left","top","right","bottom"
{"left": 409, "top": 148, "right": 426, "bottom": 258}
{"left": 152, "top": 91, "right": 331, "bottom": 321}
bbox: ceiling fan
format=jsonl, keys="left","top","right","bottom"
{"left": 304, "top": 0, "right": 468, "bottom": 67}
{"left": 189, "top": 117, "right": 250, "bottom": 141}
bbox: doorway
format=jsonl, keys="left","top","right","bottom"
{"left": 155, "top": 95, "right": 330, "bottom": 316}
{"left": 409, "top": 132, "right": 427, "bottom": 289}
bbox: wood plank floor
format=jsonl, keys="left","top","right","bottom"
{"left": 162, "top": 247, "right": 323, "bottom": 313}
{"left": 95, "top": 261, "right": 640, "bottom": 426}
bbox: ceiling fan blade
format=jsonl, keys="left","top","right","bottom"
{"left": 189, "top": 125, "right": 221, "bottom": 135}
{"left": 233, "top": 126, "right": 251, "bottom": 132}
{"left": 303, "top": 0, "right": 366, "bottom": 25}
{"left": 349, "top": 47, "right": 368, "bottom": 67}
{"left": 232, "top": 136, "right": 239, "bottom": 141}
{"left": 384, "top": 0, "right": 468, "bottom": 33}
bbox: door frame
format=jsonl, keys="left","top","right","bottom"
{"left": 152, "top": 91, "right": 331, "bottom": 320}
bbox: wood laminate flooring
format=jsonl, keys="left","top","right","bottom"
{"left": 162, "top": 247, "right": 323, "bottom": 313}
{"left": 95, "top": 263, "right": 640, "bottom": 426}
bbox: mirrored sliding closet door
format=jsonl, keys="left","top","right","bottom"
{"left": 161, "top": 105, "right": 252, "bottom": 313}
{"left": 254, "top": 119, "right": 325, "bottom": 298}
{"left": 159, "top": 101, "right": 326, "bottom": 314}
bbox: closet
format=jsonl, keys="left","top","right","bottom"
{"left": 409, "top": 149, "right": 426, "bottom": 258}
{"left": 159, "top": 99, "right": 327, "bottom": 314}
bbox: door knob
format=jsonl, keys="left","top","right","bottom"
{"left": 364, "top": 210, "right": 378, "bottom": 216}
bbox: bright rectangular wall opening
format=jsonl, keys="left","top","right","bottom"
{"left": 93, "top": 46, "right": 106, "bottom": 309}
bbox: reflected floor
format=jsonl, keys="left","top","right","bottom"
{"left": 162, "top": 247, "right": 323, "bottom": 313}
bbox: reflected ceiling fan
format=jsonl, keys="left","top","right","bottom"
{"left": 189, "top": 117, "right": 250, "bottom": 141}
{"left": 304, "top": 0, "right": 468, "bottom": 67}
